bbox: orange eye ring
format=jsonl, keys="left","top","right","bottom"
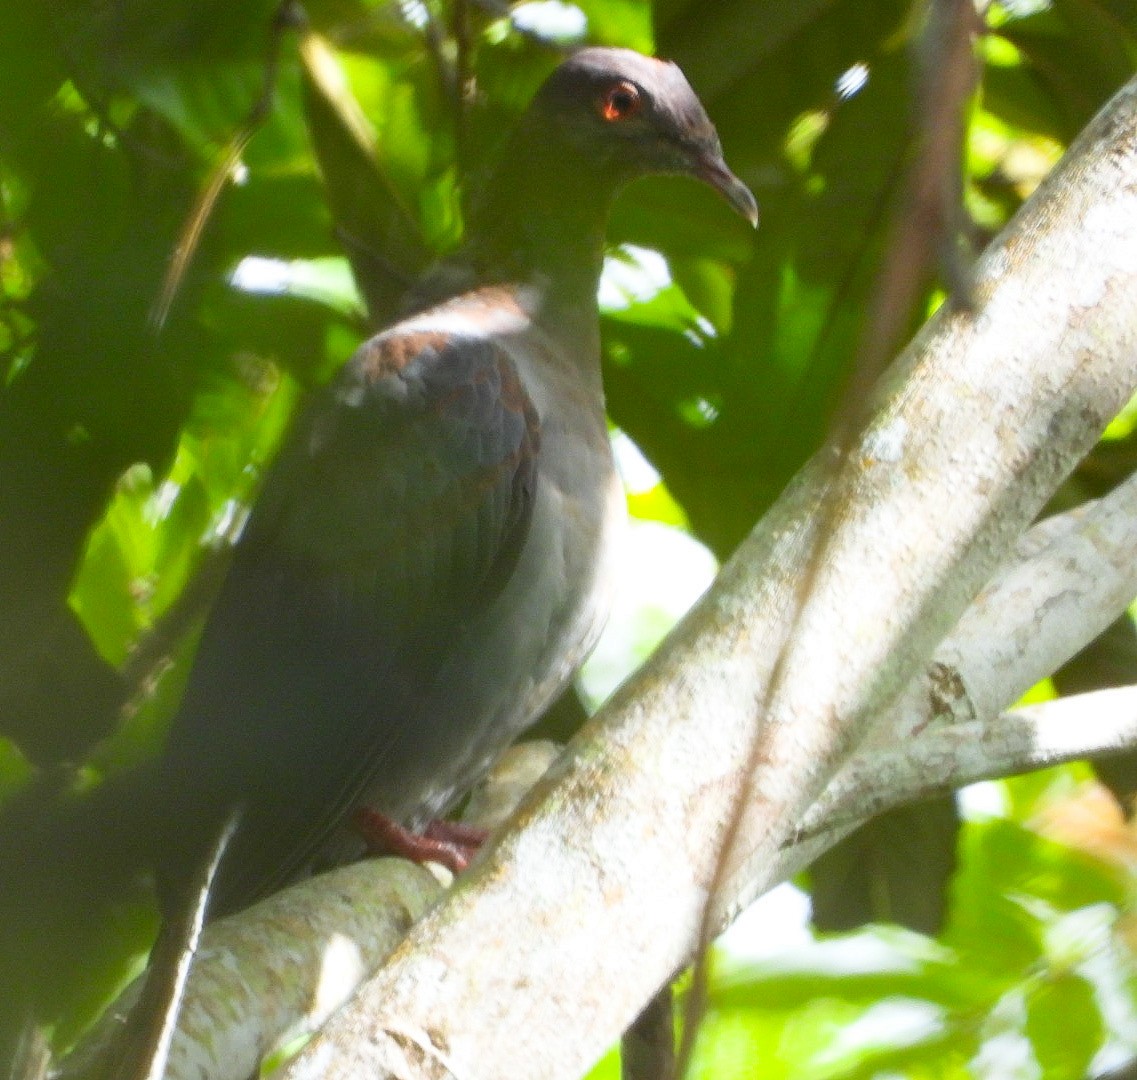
{"left": 598, "top": 81, "right": 642, "bottom": 122}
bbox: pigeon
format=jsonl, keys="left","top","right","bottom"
{"left": 155, "top": 45, "right": 759, "bottom": 919}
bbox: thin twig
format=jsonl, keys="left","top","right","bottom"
{"left": 149, "top": 1, "right": 306, "bottom": 332}
{"left": 105, "top": 814, "right": 240, "bottom": 1080}
{"left": 850, "top": 0, "right": 981, "bottom": 409}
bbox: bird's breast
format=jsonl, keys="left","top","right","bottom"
{"left": 483, "top": 335, "right": 621, "bottom": 709}
{"left": 340, "top": 298, "right": 625, "bottom": 826}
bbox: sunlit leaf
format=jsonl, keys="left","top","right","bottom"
{"left": 69, "top": 464, "right": 160, "bottom": 667}
{"left": 945, "top": 817, "right": 1126, "bottom": 975}
{"left": 576, "top": 0, "right": 654, "bottom": 51}
{"left": 1025, "top": 973, "right": 1104, "bottom": 1080}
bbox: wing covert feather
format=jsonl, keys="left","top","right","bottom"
{"left": 251, "top": 329, "right": 540, "bottom": 617}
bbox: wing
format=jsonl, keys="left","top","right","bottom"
{"left": 248, "top": 327, "right": 540, "bottom": 613}
{"left": 156, "top": 326, "right": 541, "bottom": 915}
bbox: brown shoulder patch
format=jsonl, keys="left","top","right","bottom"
{"left": 355, "top": 330, "right": 452, "bottom": 383}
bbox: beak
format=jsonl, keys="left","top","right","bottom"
{"left": 696, "top": 156, "right": 759, "bottom": 228}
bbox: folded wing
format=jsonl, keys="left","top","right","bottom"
{"left": 157, "top": 327, "right": 540, "bottom": 915}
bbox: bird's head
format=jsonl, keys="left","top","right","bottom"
{"left": 527, "top": 47, "right": 759, "bottom": 227}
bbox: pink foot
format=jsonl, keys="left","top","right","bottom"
{"left": 352, "top": 808, "right": 488, "bottom": 873}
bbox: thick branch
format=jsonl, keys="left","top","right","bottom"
{"left": 277, "top": 76, "right": 1137, "bottom": 1080}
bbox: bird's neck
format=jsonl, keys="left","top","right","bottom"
{"left": 466, "top": 134, "right": 617, "bottom": 307}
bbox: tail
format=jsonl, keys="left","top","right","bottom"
{"left": 95, "top": 811, "right": 238, "bottom": 1080}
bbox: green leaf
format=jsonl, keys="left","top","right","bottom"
{"left": 712, "top": 926, "right": 997, "bottom": 1014}
{"left": 1002, "top": 764, "right": 1096, "bottom": 823}
{"left": 69, "top": 464, "right": 159, "bottom": 667}
{"left": 945, "top": 817, "right": 1126, "bottom": 974}
{"left": 600, "top": 244, "right": 713, "bottom": 336}
{"left": 577, "top": 0, "right": 655, "bottom": 51}
{"left": 1025, "top": 974, "right": 1103, "bottom": 1080}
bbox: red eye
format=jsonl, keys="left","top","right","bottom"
{"left": 598, "top": 81, "right": 642, "bottom": 122}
